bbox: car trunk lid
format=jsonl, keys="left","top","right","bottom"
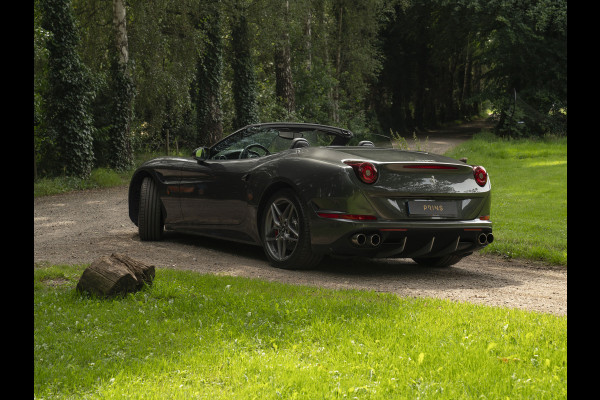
{"left": 324, "top": 147, "right": 489, "bottom": 220}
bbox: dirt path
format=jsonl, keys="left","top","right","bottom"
{"left": 34, "top": 120, "right": 566, "bottom": 316}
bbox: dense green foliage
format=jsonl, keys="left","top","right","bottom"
{"left": 34, "top": 0, "right": 566, "bottom": 179}
{"left": 35, "top": 265, "right": 566, "bottom": 399}
{"left": 446, "top": 132, "right": 567, "bottom": 265}
{"left": 375, "top": 0, "right": 567, "bottom": 137}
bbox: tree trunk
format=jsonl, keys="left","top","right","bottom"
{"left": 461, "top": 36, "right": 472, "bottom": 116}
{"left": 109, "top": 0, "right": 134, "bottom": 171}
{"left": 275, "top": 46, "right": 295, "bottom": 113}
{"left": 305, "top": 9, "right": 312, "bottom": 71}
{"left": 414, "top": 39, "right": 428, "bottom": 129}
{"left": 76, "top": 253, "right": 155, "bottom": 297}
{"left": 472, "top": 63, "right": 482, "bottom": 114}
{"left": 231, "top": 8, "right": 259, "bottom": 129}
{"left": 165, "top": 128, "right": 170, "bottom": 156}
{"left": 113, "top": 0, "right": 128, "bottom": 66}
{"left": 274, "top": 0, "right": 295, "bottom": 114}
{"left": 196, "top": 0, "right": 223, "bottom": 145}
{"left": 332, "top": 3, "right": 343, "bottom": 123}
{"left": 446, "top": 56, "right": 458, "bottom": 121}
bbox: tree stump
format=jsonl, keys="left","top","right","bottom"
{"left": 76, "top": 253, "right": 155, "bottom": 296}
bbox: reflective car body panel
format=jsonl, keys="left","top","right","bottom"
{"left": 129, "top": 122, "right": 492, "bottom": 264}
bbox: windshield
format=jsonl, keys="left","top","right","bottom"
{"left": 210, "top": 126, "right": 340, "bottom": 159}
{"left": 209, "top": 125, "right": 393, "bottom": 160}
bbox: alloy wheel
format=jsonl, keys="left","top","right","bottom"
{"left": 264, "top": 197, "right": 300, "bottom": 261}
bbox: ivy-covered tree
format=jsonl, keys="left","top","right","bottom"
{"left": 107, "top": 61, "right": 135, "bottom": 169}
{"left": 107, "top": 0, "right": 135, "bottom": 171}
{"left": 230, "top": 5, "right": 259, "bottom": 129}
{"left": 195, "top": 0, "right": 224, "bottom": 145}
{"left": 34, "top": 0, "right": 50, "bottom": 180}
{"left": 40, "top": 0, "right": 95, "bottom": 178}
{"left": 273, "top": 0, "right": 295, "bottom": 116}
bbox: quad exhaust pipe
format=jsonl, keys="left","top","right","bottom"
{"left": 351, "top": 233, "right": 381, "bottom": 247}
{"left": 352, "top": 231, "right": 492, "bottom": 248}
{"left": 478, "top": 233, "right": 494, "bottom": 245}
{"left": 370, "top": 233, "right": 381, "bottom": 247}
{"left": 351, "top": 233, "right": 367, "bottom": 246}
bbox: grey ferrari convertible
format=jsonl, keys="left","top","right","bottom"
{"left": 128, "top": 122, "right": 492, "bottom": 269}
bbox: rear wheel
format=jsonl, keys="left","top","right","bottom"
{"left": 138, "top": 177, "right": 164, "bottom": 241}
{"left": 412, "top": 254, "right": 464, "bottom": 268}
{"left": 261, "top": 189, "right": 322, "bottom": 270}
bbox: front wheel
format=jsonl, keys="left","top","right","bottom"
{"left": 261, "top": 189, "right": 322, "bottom": 270}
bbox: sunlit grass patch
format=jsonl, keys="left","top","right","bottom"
{"left": 35, "top": 265, "right": 567, "bottom": 399}
{"left": 446, "top": 133, "right": 567, "bottom": 265}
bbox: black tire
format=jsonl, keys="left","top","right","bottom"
{"left": 138, "top": 177, "right": 164, "bottom": 241}
{"left": 261, "top": 189, "right": 322, "bottom": 270}
{"left": 412, "top": 254, "right": 464, "bottom": 268}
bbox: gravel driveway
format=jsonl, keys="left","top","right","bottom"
{"left": 34, "top": 120, "right": 566, "bottom": 316}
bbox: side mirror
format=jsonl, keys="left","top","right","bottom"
{"left": 192, "top": 147, "right": 210, "bottom": 162}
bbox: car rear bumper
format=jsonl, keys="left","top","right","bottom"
{"left": 309, "top": 216, "right": 493, "bottom": 259}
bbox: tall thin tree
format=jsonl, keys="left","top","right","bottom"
{"left": 195, "top": 0, "right": 223, "bottom": 146}
{"left": 231, "top": 4, "right": 259, "bottom": 129}
{"left": 274, "top": 0, "right": 295, "bottom": 115}
{"left": 108, "top": 0, "right": 135, "bottom": 170}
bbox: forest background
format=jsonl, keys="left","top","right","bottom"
{"left": 33, "top": 0, "right": 567, "bottom": 179}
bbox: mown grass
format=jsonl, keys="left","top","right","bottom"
{"left": 34, "top": 264, "right": 566, "bottom": 399}
{"left": 33, "top": 168, "right": 129, "bottom": 197}
{"left": 445, "top": 132, "right": 567, "bottom": 265}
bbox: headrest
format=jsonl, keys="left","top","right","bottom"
{"left": 290, "top": 138, "right": 310, "bottom": 149}
{"left": 357, "top": 140, "right": 375, "bottom": 147}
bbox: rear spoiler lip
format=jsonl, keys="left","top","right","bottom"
{"left": 341, "top": 160, "right": 473, "bottom": 172}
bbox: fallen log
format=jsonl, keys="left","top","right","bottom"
{"left": 76, "top": 253, "right": 155, "bottom": 296}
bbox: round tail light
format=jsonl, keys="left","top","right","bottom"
{"left": 473, "top": 166, "right": 488, "bottom": 187}
{"left": 344, "top": 161, "right": 378, "bottom": 184}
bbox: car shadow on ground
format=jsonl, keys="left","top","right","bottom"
{"left": 160, "top": 231, "right": 266, "bottom": 259}
{"left": 157, "top": 231, "right": 521, "bottom": 291}
{"left": 316, "top": 255, "right": 520, "bottom": 288}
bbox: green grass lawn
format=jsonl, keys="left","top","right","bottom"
{"left": 34, "top": 265, "right": 567, "bottom": 399}
{"left": 446, "top": 133, "right": 567, "bottom": 265}
{"left": 33, "top": 167, "right": 129, "bottom": 197}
